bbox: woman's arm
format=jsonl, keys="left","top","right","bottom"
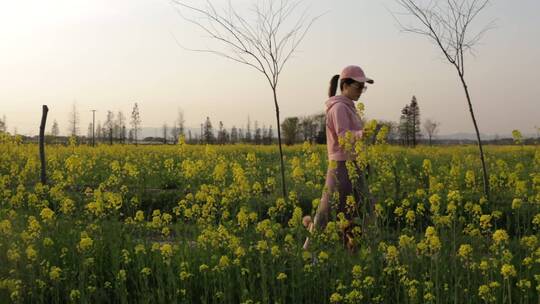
{"left": 331, "top": 105, "right": 363, "bottom": 141}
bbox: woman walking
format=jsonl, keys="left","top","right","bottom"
{"left": 303, "top": 65, "right": 374, "bottom": 250}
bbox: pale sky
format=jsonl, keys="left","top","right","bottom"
{"left": 1, "top": 0, "right": 539, "bottom": 137}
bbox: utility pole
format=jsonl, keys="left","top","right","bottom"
{"left": 91, "top": 110, "right": 96, "bottom": 147}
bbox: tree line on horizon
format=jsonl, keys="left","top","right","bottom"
{"left": 2, "top": 98, "right": 539, "bottom": 146}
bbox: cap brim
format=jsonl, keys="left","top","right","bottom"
{"left": 353, "top": 76, "right": 374, "bottom": 84}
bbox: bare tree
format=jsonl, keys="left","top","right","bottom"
{"left": 116, "top": 111, "right": 126, "bottom": 142}
{"left": 177, "top": 108, "right": 185, "bottom": 139}
{"left": 96, "top": 121, "right": 102, "bottom": 143}
{"left": 87, "top": 123, "right": 93, "bottom": 145}
{"left": 423, "top": 118, "right": 440, "bottom": 145}
{"left": 393, "top": 0, "right": 494, "bottom": 198}
{"left": 51, "top": 120, "right": 60, "bottom": 138}
{"left": 68, "top": 102, "right": 80, "bottom": 137}
{"left": 130, "top": 103, "right": 141, "bottom": 145}
{"left": 162, "top": 122, "right": 168, "bottom": 144}
{"left": 281, "top": 116, "right": 299, "bottom": 145}
{"left": 173, "top": 0, "right": 320, "bottom": 198}
{"left": 105, "top": 111, "right": 115, "bottom": 145}
{"left": 0, "top": 115, "right": 7, "bottom": 133}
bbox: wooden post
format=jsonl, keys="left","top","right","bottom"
{"left": 39, "top": 105, "right": 49, "bottom": 185}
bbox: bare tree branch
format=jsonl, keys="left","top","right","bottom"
{"left": 171, "top": 0, "right": 319, "bottom": 199}
{"left": 392, "top": 0, "right": 495, "bottom": 199}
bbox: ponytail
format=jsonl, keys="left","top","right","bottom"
{"left": 328, "top": 75, "right": 340, "bottom": 97}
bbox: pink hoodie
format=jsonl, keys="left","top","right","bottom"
{"left": 325, "top": 95, "right": 363, "bottom": 161}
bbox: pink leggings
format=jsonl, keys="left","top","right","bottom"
{"left": 313, "top": 160, "right": 367, "bottom": 229}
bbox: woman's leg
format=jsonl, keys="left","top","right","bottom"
{"left": 303, "top": 162, "right": 339, "bottom": 249}
{"left": 312, "top": 161, "right": 343, "bottom": 230}
{"left": 304, "top": 161, "right": 357, "bottom": 249}
{"left": 311, "top": 160, "right": 358, "bottom": 227}
{"left": 335, "top": 161, "right": 355, "bottom": 220}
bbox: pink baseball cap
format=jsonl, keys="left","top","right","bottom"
{"left": 340, "top": 65, "right": 374, "bottom": 84}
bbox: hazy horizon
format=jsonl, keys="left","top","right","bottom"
{"left": 1, "top": 0, "right": 539, "bottom": 137}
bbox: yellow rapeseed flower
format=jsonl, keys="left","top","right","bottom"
{"left": 511, "top": 198, "right": 522, "bottom": 210}
{"left": 117, "top": 269, "right": 127, "bottom": 282}
{"left": 49, "top": 266, "right": 62, "bottom": 281}
{"left": 492, "top": 229, "right": 509, "bottom": 245}
{"left": 399, "top": 235, "right": 415, "bottom": 249}
{"left": 135, "top": 210, "right": 145, "bottom": 222}
{"left": 458, "top": 244, "right": 473, "bottom": 261}
{"left": 160, "top": 244, "right": 173, "bottom": 259}
{"left": 60, "top": 198, "right": 75, "bottom": 215}
{"left": 330, "top": 293, "right": 343, "bottom": 303}
{"left": 218, "top": 255, "right": 230, "bottom": 268}
{"left": 25, "top": 245, "right": 38, "bottom": 262}
{"left": 405, "top": 210, "right": 415, "bottom": 225}
{"left": 0, "top": 219, "right": 12, "bottom": 235}
{"left": 141, "top": 267, "right": 152, "bottom": 276}
{"left": 78, "top": 233, "right": 94, "bottom": 252}
{"left": 40, "top": 207, "right": 55, "bottom": 222}
{"left": 479, "top": 214, "right": 492, "bottom": 230}
{"left": 69, "top": 290, "right": 81, "bottom": 301}
{"left": 318, "top": 251, "right": 329, "bottom": 262}
{"left": 134, "top": 243, "right": 146, "bottom": 255}
{"left": 352, "top": 265, "right": 362, "bottom": 279}
{"left": 385, "top": 245, "right": 399, "bottom": 263}
{"left": 501, "top": 264, "right": 517, "bottom": 279}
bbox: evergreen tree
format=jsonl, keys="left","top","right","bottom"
{"left": 218, "top": 121, "right": 226, "bottom": 144}
{"left": 238, "top": 128, "right": 244, "bottom": 142}
{"left": 409, "top": 96, "right": 421, "bottom": 146}
{"left": 262, "top": 125, "right": 268, "bottom": 145}
{"left": 267, "top": 125, "right": 273, "bottom": 144}
{"left": 399, "top": 106, "right": 410, "bottom": 146}
{"left": 230, "top": 126, "right": 238, "bottom": 144}
{"left": 51, "top": 120, "right": 60, "bottom": 138}
{"left": 203, "top": 117, "right": 215, "bottom": 144}
{"left": 254, "top": 121, "right": 262, "bottom": 145}
{"left": 245, "top": 116, "right": 252, "bottom": 143}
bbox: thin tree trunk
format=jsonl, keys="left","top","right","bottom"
{"left": 39, "top": 105, "right": 49, "bottom": 185}
{"left": 458, "top": 72, "right": 490, "bottom": 199}
{"left": 273, "top": 88, "right": 287, "bottom": 199}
